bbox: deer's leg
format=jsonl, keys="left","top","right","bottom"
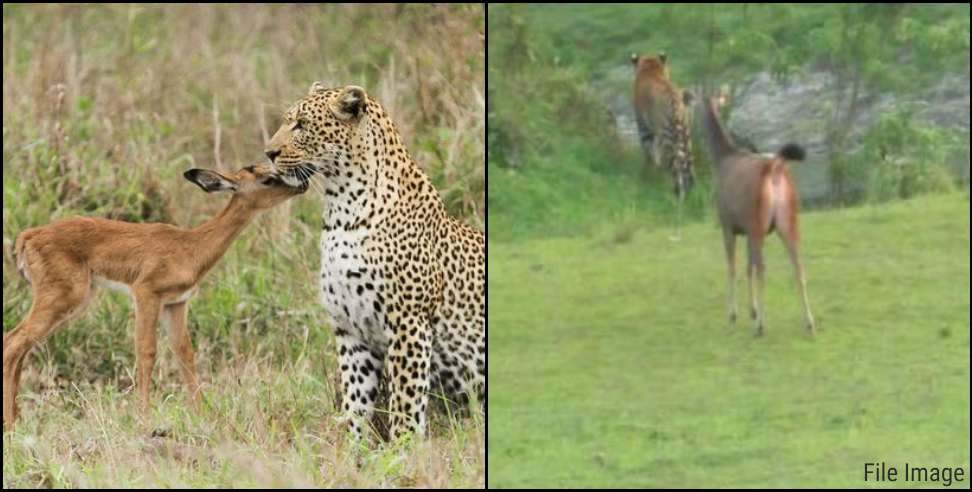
{"left": 747, "top": 235, "right": 766, "bottom": 337}
{"left": 4, "top": 267, "right": 91, "bottom": 429}
{"left": 777, "top": 216, "right": 815, "bottom": 335}
{"left": 3, "top": 329, "right": 18, "bottom": 429}
{"left": 747, "top": 249, "right": 757, "bottom": 321}
{"left": 10, "top": 346, "right": 27, "bottom": 425}
{"left": 5, "top": 326, "right": 33, "bottom": 428}
{"left": 164, "top": 301, "right": 200, "bottom": 407}
{"left": 3, "top": 320, "right": 38, "bottom": 429}
{"left": 132, "top": 290, "right": 162, "bottom": 413}
{"left": 722, "top": 229, "right": 738, "bottom": 325}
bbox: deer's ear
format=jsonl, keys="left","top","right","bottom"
{"left": 184, "top": 169, "right": 237, "bottom": 193}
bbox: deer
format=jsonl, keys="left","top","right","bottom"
{"left": 699, "top": 90, "right": 815, "bottom": 337}
{"left": 3, "top": 164, "right": 308, "bottom": 430}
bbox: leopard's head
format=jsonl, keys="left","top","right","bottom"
{"left": 265, "top": 83, "right": 373, "bottom": 186}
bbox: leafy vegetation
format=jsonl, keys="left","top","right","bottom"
{"left": 854, "top": 109, "right": 965, "bottom": 203}
{"left": 488, "top": 4, "right": 970, "bottom": 239}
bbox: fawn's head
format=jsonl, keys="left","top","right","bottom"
{"left": 183, "top": 164, "right": 308, "bottom": 209}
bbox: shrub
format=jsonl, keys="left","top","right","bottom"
{"left": 850, "top": 109, "right": 962, "bottom": 204}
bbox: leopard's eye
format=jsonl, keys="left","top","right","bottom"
{"left": 293, "top": 118, "right": 306, "bottom": 131}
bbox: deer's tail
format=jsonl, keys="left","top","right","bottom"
{"left": 778, "top": 143, "right": 806, "bottom": 162}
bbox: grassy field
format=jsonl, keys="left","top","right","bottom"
{"left": 3, "top": 4, "right": 484, "bottom": 487}
{"left": 1, "top": 359, "right": 483, "bottom": 488}
{"left": 487, "top": 193, "right": 970, "bottom": 488}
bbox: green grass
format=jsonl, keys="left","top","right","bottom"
{"left": 487, "top": 193, "right": 970, "bottom": 488}
{"left": 488, "top": 146, "right": 713, "bottom": 242}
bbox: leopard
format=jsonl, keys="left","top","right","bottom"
{"left": 631, "top": 52, "right": 696, "bottom": 199}
{"left": 265, "top": 83, "right": 485, "bottom": 442}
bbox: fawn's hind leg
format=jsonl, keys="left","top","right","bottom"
{"left": 3, "top": 260, "right": 92, "bottom": 429}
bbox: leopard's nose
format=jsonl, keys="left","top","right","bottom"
{"left": 265, "top": 149, "right": 281, "bottom": 163}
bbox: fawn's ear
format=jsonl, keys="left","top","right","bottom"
{"left": 184, "top": 169, "right": 238, "bottom": 193}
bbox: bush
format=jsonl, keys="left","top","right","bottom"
{"left": 487, "top": 5, "right": 718, "bottom": 241}
{"left": 846, "top": 109, "right": 963, "bottom": 204}
{"left": 489, "top": 4, "right": 969, "bottom": 237}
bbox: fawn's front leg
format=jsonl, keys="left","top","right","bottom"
{"left": 164, "top": 301, "right": 200, "bottom": 406}
{"left": 4, "top": 265, "right": 91, "bottom": 429}
{"left": 133, "top": 291, "right": 162, "bottom": 412}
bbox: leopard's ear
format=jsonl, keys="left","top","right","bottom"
{"left": 630, "top": 53, "right": 639, "bottom": 66}
{"left": 308, "top": 81, "right": 328, "bottom": 96}
{"left": 659, "top": 52, "right": 668, "bottom": 65}
{"left": 332, "top": 85, "right": 367, "bottom": 122}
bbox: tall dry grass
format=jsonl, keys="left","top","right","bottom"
{"left": 2, "top": 4, "right": 484, "bottom": 227}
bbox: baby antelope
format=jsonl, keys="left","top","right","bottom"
{"left": 700, "top": 92, "right": 815, "bottom": 337}
{"left": 3, "top": 165, "right": 308, "bottom": 429}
